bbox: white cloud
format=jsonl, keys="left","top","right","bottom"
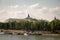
{"left": 0, "top": 3, "right": 60, "bottom": 22}
{"left": 28, "top": 3, "right": 60, "bottom": 21}
{"left": 29, "top": 3, "right": 42, "bottom": 9}
{"left": 9, "top": 5, "right": 19, "bottom": 8}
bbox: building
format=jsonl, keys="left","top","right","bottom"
{"left": 24, "top": 14, "right": 37, "bottom": 22}
{"left": 6, "top": 14, "right": 37, "bottom": 22}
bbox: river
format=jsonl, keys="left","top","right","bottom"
{"left": 0, "top": 34, "right": 60, "bottom": 40}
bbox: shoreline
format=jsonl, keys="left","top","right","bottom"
{"left": 0, "top": 29, "right": 60, "bottom": 36}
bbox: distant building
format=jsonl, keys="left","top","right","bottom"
{"left": 6, "top": 14, "right": 37, "bottom": 22}
{"left": 24, "top": 14, "right": 37, "bottom": 22}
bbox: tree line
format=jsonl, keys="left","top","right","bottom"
{"left": 0, "top": 17, "right": 60, "bottom": 33}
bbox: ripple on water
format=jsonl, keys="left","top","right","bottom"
{"left": 0, "top": 35, "right": 60, "bottom": 40}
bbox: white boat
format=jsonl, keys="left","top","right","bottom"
{"left": 24, "top": 33, "right": 28, "bottom": 36}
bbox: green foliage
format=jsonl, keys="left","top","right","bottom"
{"left": 0, "top": 18, "right": 60, "bottom": 33}
{"left": 49, "top": 18, "right": 60, "bottom": 33}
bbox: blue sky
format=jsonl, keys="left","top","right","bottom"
{"left": 0, "top": 0, "right": 60, "bottom": 7}
{"left": 0, "top": 0, "right": 60, "bottom": 22}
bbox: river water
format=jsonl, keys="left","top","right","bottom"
{"left": 0, "top": 34, "right": 60, "bottom": 40}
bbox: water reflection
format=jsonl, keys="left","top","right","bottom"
{"left": 0, "top": 35, "right": 60, "bottom": 40}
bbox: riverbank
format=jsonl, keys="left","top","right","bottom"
{"left": 0, "top": 29, "right": 60, "bottom": 36}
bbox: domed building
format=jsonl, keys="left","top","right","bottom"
{"left": 24, "top": 14, "right": 37, "bottom": 22}
{"left": 6, "top": 14, "right": 37, "bottom": 22}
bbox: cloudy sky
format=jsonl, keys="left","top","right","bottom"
{"left": 0, "top": 0, "right": 60, "bottom": 22}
